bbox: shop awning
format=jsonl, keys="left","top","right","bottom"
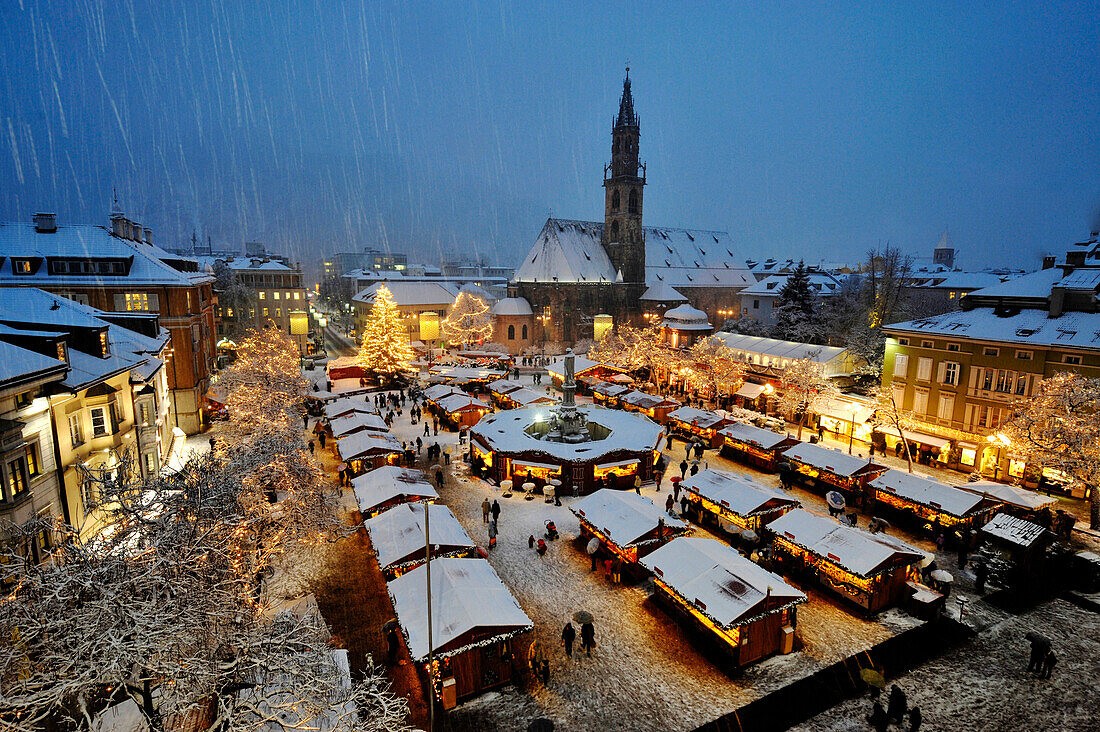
{"left": 735, "top": 383, "right": 767, "bottom": 399}
{"left": 815, "top": 398, "right": 875, "bottom": 424}
{"left": 874, "top": 426, "right": 951, "bottom": 449}
{"left": 595, "top": 458, "right": 639, "bottom": 470}
{"left": 512, "top": 460, "right": 560, "bottom": 472}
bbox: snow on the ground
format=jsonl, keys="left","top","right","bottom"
{"left": 369, "top": 375, "right": 930, "bottom": 732}
{"left": 790, "top": 598, "right": 1100, "bottom": 732}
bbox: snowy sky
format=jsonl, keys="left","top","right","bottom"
{"left": 1, "top": 1, "right": 1098, "bottom": 271}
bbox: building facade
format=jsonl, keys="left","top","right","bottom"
{"left": 208, "top": 256, "right": 308, "bottom": 344}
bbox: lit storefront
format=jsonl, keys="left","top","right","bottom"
{"left": 680, "top": 468, "right": 800, "bottom": 533}
{"left": 720, "top": 422, "right": 800, "bottom": 471}
{"left": 571, "top": 489, "right": 690, "bottom": 563}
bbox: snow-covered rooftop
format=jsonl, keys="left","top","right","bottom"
{"left": 544, "top": 355, "right": 614, "bottom": 378}
{"left": 472, "top": 405, "right": 664, "bottom": 462}
{"left": 883, "top": 306, "right": 1100, "bottom": 350}
{"left": 960, "top": 481, "right": 1057, "bottom": 511}
{"left": 639, "top": 538, "right": 805, "bottom": 628}
{"left": 503, "top": 387, "right": 558, "bottom": 406}
{"left": 351, "top": 466, "right": 439, "bottom": 515}
{"left": 591, "top": 382, "right": 631, "bottom": 398}
{"left": 640, "top": 282, "right": 687, "bottom": 303}
{"left": 780, "top": 442, "right": 884, "bottom": 478}
{"left": 436, "top": 393, "right": 489, "bottom": 413}
{"left": 513, "top": 218, "right": 755, "bottom": 289}
{"left": 620, "top": 390, "right": 677, "bottom": 409}
{"left": 719, "top": 422, "right": 791, "bottom": 450}
{"left": 570, "top": 489, "right": 689, "bottom": 547}
{"left": 663, "top": 304, "right": 710, "bottom": 322}
{"left": 963, "top": 267, "right": 1063, "bottom": 300}
{"left": 336, "top": 430, "right": 404, "bottom": 461}
{"left": 363, "top": 503, "right": 474, "bottom": 571}
{"left": 680, "top": 469, "right": 800, "bottom": 517}
{"left": 353, "top": 281, "right": 458, "bottom": 307}
{"left": 769, "top": 509, "right": 925, "bottom": 577}
{"left": 980, "top": 513, "right": 1048, "bottom": 548}
{"left": 423, "top": 384, "right": 462, "bottom": 401}
{"left": 714, "top": 332, "right": 847, "bottom": 363}
{"left": 906, "top": 271, "right": 1005, "bottom": 291}
{"left": 329, "top": 412, "right": 389, "bottom": 437}
{"left": 0, "top": 339, "right": 67, "bottom": 386}
{"left": 489, "top": 379, "right": 526, "bottom": 395}
{"left": 668, "top": 406, "right": 728, "bottom": 430}
{"left": 323, "top": 398, "right": 377, "bottom": 421}
{"left": 740, "top": 272, "right": 841, "bottom": 297}
{"left": 387, "top": 558, "right": 532, "bottom": 661}
{"left": 491, "top": 297, "right": 534, "bottom": 316}
{"left": 868, "top": 469, "right": 986, "bottom": 518}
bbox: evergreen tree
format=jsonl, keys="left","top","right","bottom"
{"left": 442, "top": 291, "right": 494, "bottom": 348}
{"left": 356, "top": 285, "right": 415, "bottom": 382}
{"left": 773, "top": 261, "right": 821, "bottom": 342}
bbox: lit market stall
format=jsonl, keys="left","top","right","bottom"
{"left": 978, "top": 513, "right": 1055, "bottom": 590}
{"left": 778, "top": 442, "right": 887, "bottom": 507}
{"left": 328, "top": 411, "right": 390, "bottom": 438}
{"left": 426, "top": 365, "right": 508, "bottom": 392}
{"left": 363, "top": 502, "right": 476, "bottom": 578}
{"left": 680, "top": 468, "right": 800, "bottom": 533}
{"left": 435, "top": 393, "right": 491, "bottom": 429}
{"left": 423, "top": 383, "right": 462, "bottom": 405}
{"left": 351, "top": 465, "right": 439, "bottom": 519}
{"left": 719, "top": 422, "right": 800, "bottom": 471}
{"left": 960, "top": 481, "right": 1057, "bottom": 517}
{"left": 769, "top": 509, "right": 925, "bottom": 612}
{"left": 871, "top": 426, "right": 951, "bottom": 466}
{"left": 590, "top": 381, "right": 631, "bottom": 407}
{"left": 488, "top": 378, "right": 526, "bottom": 407}
{"left": 667, "top": 406, "right": 735, "bottom": 447}
{"left": 639, "top": 537, "right": 806, "bottom": 667}
{"left": 324, "top": 397, "right": 378, "bottom": 422}
{"left": 544, "top": 354, "right": 627, "bottom": 388}
{"left": 571, "top": 489, "right": 690, "bottom": 565}
{"left": 867, "top": 469, "right": 1002, "bottom": 530}
{"left": 619, "top": 390, "right": 682, "bottom": 424}
{"left": 387, "top": 558, "right": 532, "bottom": 706}
{"left": 496, "top": 386, "right": 558, "bottom": 410}
{"left": 336, "top": 429, "right": 404, "bottom": 475}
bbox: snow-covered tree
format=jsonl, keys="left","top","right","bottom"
{"left": 442, "top": 291, "right": 494, "bottom": 348}
{"left": 869, "top": 386, "right": 916, "bottom": 473}
{"left": 356, "top": 285, "right": 415, "bottom": 383}
{"left": 680, "top": 336, "right": 746, "bottom": 402}
{"left": 590, "top": 323, "right": 673, "bottom": 385}
{"left": 777, "top": 356, "right": 840, "bottom": 439}
{"left": 1001, "top": 372, "right": 1100, "bottom": 529}
{"left": 773, "top": 261, "right": 823, "bottom": 343}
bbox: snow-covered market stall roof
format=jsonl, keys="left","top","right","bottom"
{"left": 436, "top": 393, "right": 490, "bottom": 414}
{"left": 337, "top": 430, "right": 404, "bottom": 462}
{"left": 720, "top": 422, "right": 794, "bottom": 451}
{"left": 712, "top": 332, "right": 857, "bottom": 378}
{"left": 591, "top": 382, "right": 632, "bottom": 398}
{"left": 423, "top": 384, "right": 462, "bottom": 402}
{"left": 329, "top": 411, "right": 389, "bottom": 437}
{"left": 668, "top": 406, "right": 730, "bottom": 430}
{"left": 388, "top": 558, "right": 533, "bottom": 662}
{"left": 471, "top": 405, "right": 664, "bottom": 464}
{"left": 544, "top": 354, "right": 623, "bottom": 380}
{"left": 324, "top": 398, "right": 378, "bottom": 422}
{"left": 869, "top": 469, "right": 992, "bottom": 518}
{"left": 502, "top": 387, "right": 558, "bottom": 406}
{"left": 980, "top": 513, "right": 1049, "bottom": 549}
{"left": 769, "top": 509, "right": 925, "bottom": 578}
{"left": 571, "top": 489, "right": 689, "bottom": 548}
{"left": 352, "top": 466, "right": 439, "bottom": 516}
{"left": 364, "top": 503, "right": 474, "bottom": 572}
{"left": 780, "top": 442, "right": 886, "bottom": 479}
{"left": 961, "top": 481, "right": 1057, "bottom": 511}
{"left": 620, "top": 390, "right": 679, "bottom": 409}
{"left": 680, "top": 469, "right": 800, "bottom": 518}
{"left": 639, "top": 538, "right": 805, "bottom": 629}
{"left": 489, "top": 379, "right": 526, "bottom": 396}
{"left": 428, "top": 365, "right": 507, "bottom": 384}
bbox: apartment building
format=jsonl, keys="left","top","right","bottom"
{"left": 207, "top": 255, "right": 308, "bottom": 342}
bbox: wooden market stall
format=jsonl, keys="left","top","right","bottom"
{"left": 960, "top": 481, "right": 1057, "bottom": 519}
{"left": 488, "top": 378, "right": 526, "bottom": 407}
{"left": 351, "top": 465, "right": 439, "bottom": 518}
{"left": 667, "top": 406, "right": 735, "bottom": 447}
{"left": 590, "top": 381, "right": 631, "bottom": 408}
{"left": 387, "top": 558, "right": 532, "bottom": 705}
{"left": 423, "top": 383, "right": 462, "bottom": 405}
{"left": 329, "top": 411, "right": 390, "bottom": 438}
{"left": 570, "top": 489, "right": 690, "bottom": 565}
{"left": 496, "top": 387, "right": 558, "bottom": 410}
{"left": 323, "top": 397, "right": 378, "bottom": 422}
{"left": 680, "top": 468, "right": 800, "bottom": 534}
{"left": 778, "top": 442, "right": 887, "bottom": 507}
{"left": 544, "top": 355, "right": 627, "bottom": 388}
{"left": 979, "top": 513, "right": 1054, "bottom": 590}
{"left": 867, "top": 469, "right": 1002, "bottom": 531}
{"left": 720, "top": 422, "right": 800, "bottom": 471}
{"left": 769, "top": 509, "right": 924, "bottom": 612}
{"left": 639, "top": 537, "right": 806, "bottom": 667}
{"left": 619, "top": 390, "right": 682, "bottom": 424}
{"left": 363, "top": 502, "right": 476, "bottom": 578}
{"left": 435, "top": 393, "right": 491, "bottom": 429}
{"left": 336, "top": 429, "right": 404, "bottom": 475}
{"left": 427, "top": 365, "right": 508, "bottom": 393}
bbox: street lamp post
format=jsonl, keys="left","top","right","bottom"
{"left": 986, "top": 432, "right": 1011, "bottom": 480}
{"left": 848, "top": 411, "right": 857, "bottom": 455}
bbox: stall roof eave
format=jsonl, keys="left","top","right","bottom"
{"left": 769, "top": 509, "right": 924, "bottom": 578}
{"left": 868, "top": 469, "right": 990, "bottom": 517}
{"left": 571, "top": 489, "right": 689, "bottom": 547}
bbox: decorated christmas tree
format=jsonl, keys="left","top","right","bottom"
{"left": 442, "top": 290, "right": 494, "bottom": 348}
{"left": 356, "top": 284, "right": 415, "bottom": 382}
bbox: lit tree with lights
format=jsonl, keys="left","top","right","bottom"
{"left": 356, "top": 285, "right": 415, "bottom": 383}
{"left": 680, "top": 336, "right": 746, "bottom": 404}
{"left": 777, "top": 356, "right": 840, "bottom": 440}
{"left": 442, "top": 291, "right": 494, "bottom": 348}
{"left": 1001, "top": 371, "right": 1100, "bottom": 529}
{"left": 590, "top": 323, "right": 673, "bottom": 385}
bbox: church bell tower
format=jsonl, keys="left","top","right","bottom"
{"left": 602, "top": 68, "right": 646, "bottom": 284}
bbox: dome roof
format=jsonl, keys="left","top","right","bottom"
{"left": 492, "top": 297, "right": 533, "bottom": 316}
{"left": 663, "top": 304, "right": 709, "bottom": 322}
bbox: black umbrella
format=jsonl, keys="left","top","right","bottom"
{"left": 528, "top": 719, "right": 554, "bottom": 732}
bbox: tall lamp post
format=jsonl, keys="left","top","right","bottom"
{"left": 986, "top": 432, "right": 1011, "bottom": 481}
{"left": 289, "top": 310, "right": 309, "bottom": 362}
{"left": 420, "top": 311, "right": 440, "bottom": 369}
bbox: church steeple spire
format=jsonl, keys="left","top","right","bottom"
{"left": 616, "top": 66, "right": 637, "bottom": 127}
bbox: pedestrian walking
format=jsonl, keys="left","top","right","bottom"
{"left": 488, "top": 519, "right": 498, "bottom": 549}
{"left": 433, "top": 418, "right": 439, "bottom": 435}
{"left": 318, "top": 431, "right": 327, "bottom": 449}
{"left": 689, "top": 462, "right": 700, "bottom": 477}
{"left": 435, "top": 468, "right": 445, "bottom": 489}
{"left": 679, "top": 459, "right": 688, "bottom": 480}
{"left": 1041, "top": 649, "right": 1057, "bottom": 679}
{"left": 908, "top": 706, "right": 922, "bottom": 732}
{"left": 680, "top": 495, "right": 689, "bottom": 517}
{"left": 672, "top": 479, "right": 680, "bottom": 502}
{"left": 561, "top": 622, "right": 576, "bottom": 657}
{"left": 1027, "top": 633, "right": 1050, "bottom": 673}
{"left": 634, "top": 475, "right": 641, "bottom": 494}
{"left": 666, "top": 434, "right": 674, "bottom": 450}
{"left": 974, "top": 560, "right": 988, "bottom": 594}
{"left": 693, "top": 442, "right": 704, "bottom": 460}
{"left": 886, "top": 685, "right": 906, "bottom": 725}
{"left": 684, "top": 441, "right": 692, "bottom": 459}
{"left": 424, "top": 422, "right": 430, "bottom": 437}
{"left": 580, "top": 621, "right": 596, "bottom": 657}
{"left": 611, "top": 557, "right": 622, "bottom": 584}
{"left": 655, "top": 470, "right": 664, "bottom": 492}
{"left": 208, "top": 436, "right": 216, "bottom": 452}
{"left": 303, "top": 414, "right": 309, "bottom": 429}
{"left": 415, "top": 436, "right": 423, "bottom": 454}
{"left": 867, "top": 701, "right": 888, "bottom": 732}
{"left": 308, "top": 440, "right": 315, "bottom": 455}
{"left": 482, "top": 497, "right": 491, "bottom": 523}
{"left": 491, "top": 499, "right": 501, "bottom": 524}
{"left": 665, "top": 493, "right": 675, "bottom": 514}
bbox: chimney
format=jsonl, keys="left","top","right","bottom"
{"left": 33, "top": 212, "right": 57, "bottom": 233}
{"left": 143, "top": 227, "right": 153, "bottom": 245}
{"left": 1066, "top": 250, "right": 1086, "bottom": 267}
{"left": 111, "top": 215, "right": 128, "bottom": 238}
{"left": 1042, "top": 255, "right": 1056, "bottom": 270}
{"left": 1048, "top": 285, "right": 1066, "bottom": 319}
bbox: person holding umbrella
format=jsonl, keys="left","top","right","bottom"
{"left": 579, "top": 616, "right": 596, "bottom": 657}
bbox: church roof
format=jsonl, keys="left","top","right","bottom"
{"left": 513, "top": 218, "right": 755, "bottom": 290}
{"left": 640, "top": 282, "right": 687, "bottom": 302}
{"left": 492, "top": 297, "right": 533, "bottom": 316}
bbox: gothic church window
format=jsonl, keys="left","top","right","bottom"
{"left": 611, "top": 190, "right": 620, "bottom": 211}
{"left": 508, "top": 325, "right": 515, "bottom": 340}
{"left": 610, "top": 221, "right": 620, "bottom": 238}
{"left": 628, "top": 188, "right": 638, "bottom": 214}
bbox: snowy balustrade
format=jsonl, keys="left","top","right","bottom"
{"left": 867, "top": 469, "right": 1002, "bottom": 529}
{"left": 769, "top": 509, "right": 925, "bottom": 612}
{"left": 680, "top": 468, "right": 801, "bottom": 533}
{"left": 667, "top": 406, "right": 737, "bottom": 447}
{"left": 387, "top": 558, "right": 533, "bottom": 702}
{"left": 618, "top": 390, "right": 682, "bottom": 424}
{"left": 363, "top": 502, "right": 477, "bottom": 578}
{"left": 336, "top": 430, "right": 404, "bottom": 475}
{"left": 719, "top": 422, "right": 800, "bottom": 471}
{"left": 639, "top": 538, "right": 806, "bottom": 666}
{"left": 470, "top": 405, "right": 664, "bottom": 494}
{"left": 570, "top": 489, "right": 690, "bottom": 564}
{"left": 777, "top": 442, "right": 888, "bottom": 506}
{"left": 351, "top": 465, "right": 439, "bottom": 518}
